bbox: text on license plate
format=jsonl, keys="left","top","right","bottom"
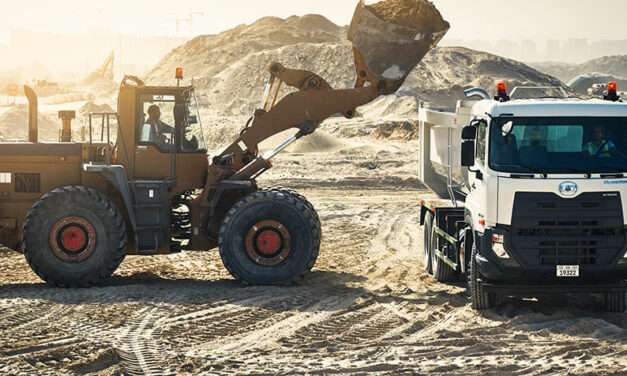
{"left": 556, "top": 265, "right": 579, "bottom": 277}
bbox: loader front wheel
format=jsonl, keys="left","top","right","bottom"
{"left": 23, "top": 186, "right": 127, "bottom": 287}
{"left": 219, "top": 189, "right": 321, "bottom": 285}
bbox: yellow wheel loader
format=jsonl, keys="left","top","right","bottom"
{"left": 1, "top": 0, "right": 448, "bottom": 286}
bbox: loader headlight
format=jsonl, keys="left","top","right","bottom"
{"left": 491, "top": 234, "right": 510, "bottom": 259}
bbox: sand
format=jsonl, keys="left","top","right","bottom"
{"left": 367, "top": 0, "right": 450, "bottom": 32}
{"left": 0, "top": 125, "right": 625, "bottom": 374}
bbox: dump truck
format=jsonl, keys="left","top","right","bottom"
{"left": 419, "top": 81, "right": 627, "bottom": 312}
{"left": 0, "top": 0, "right": 449, "bottom": 287}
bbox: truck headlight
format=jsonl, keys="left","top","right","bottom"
{"left": 491, "top": 234, "right": 510, "bottom": 259}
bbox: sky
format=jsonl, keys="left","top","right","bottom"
{"left": 1, "top": 0, "right": 626, "bottom": 44}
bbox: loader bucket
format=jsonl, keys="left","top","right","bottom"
{"left": 348, "top": 0, "right": 450, "bottom": 93}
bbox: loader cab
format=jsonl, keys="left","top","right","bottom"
{"left": 116, "top": 79, "right": 208, "bottom": 193}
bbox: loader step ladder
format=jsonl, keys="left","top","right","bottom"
{"left": 129, "top": 180, "right": 174, "bottom": 254}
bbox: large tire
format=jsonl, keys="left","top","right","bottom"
{"left": 219, "top": 188, "right": 321, "bottom": 285}
{"left": 604, "top": 291, "right": 626, "bottom": 313}
{"left": 431, "top": 221, "right": 457, "bottom": 282}
{"left": 423, "top": 211, "right": 433, "bottom": 275}
{"left": 23, "top": 186, "right": 127, "bottom": 287}
{"left": 468, "top": 240, "right": 495, "bottom": 310}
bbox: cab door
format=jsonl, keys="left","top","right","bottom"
{"left": 133, "top": 94, "right": 177, "bottom": 180}
{"left": 465, "top": 118, "right": 489, "bottom": 229}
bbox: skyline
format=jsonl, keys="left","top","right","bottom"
{"left": 1, "top": 0, "right": 626, "bottom": 44}
{"left": 1, "top": 1, "right": 627, "bottom": 81}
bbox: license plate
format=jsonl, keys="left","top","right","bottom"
{"left": 556, "top": 265, "right": 579, "bottom": 277}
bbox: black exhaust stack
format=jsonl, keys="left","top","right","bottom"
{"left": 24, "top": 85, "right": 38, "bottom": 143}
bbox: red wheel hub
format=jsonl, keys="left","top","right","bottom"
{"left": 245, "top": 220, "right": 291, "bottom": 266}
{"left": 60, "top": 226, "right": 88, "bottom": 252}
{"left": 49, "top": 216, "right": 97, "bottom": 263}
{"left": 256, "top": 230, "right": 282, "bottom": 256}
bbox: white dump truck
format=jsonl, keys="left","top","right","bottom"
{"left": 418, "top": 81, "right": 627, "bottom": 312}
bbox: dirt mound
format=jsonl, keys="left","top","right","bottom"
{"left": 532, "top": 55, "right": 627, "bottom": 82}
{"left": 287, "top": 131, "right": 347, "bottom": 153}
{"left": 191, "top": 44, "right": 565, "bottom": 116}
{"left": 197, "top": 43, "right": 355, "bottom": 116}
{"left": 0, "top": 105, "right": 59, "bottom": 141}
{"left": 368, "top": 0, "right": 449, "bottom": 32}
{"left": 400, "top": 47, "right": 567, "bottom": 108}
{"left": 145, "top": 15, "right": 345, "bottom": 86}
{"left": 149, "top": 15, "right": 564, "bottom": 116}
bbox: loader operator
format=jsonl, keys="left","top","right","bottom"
{"left": 142, "top": 104, "right": 175, "bottom": 149}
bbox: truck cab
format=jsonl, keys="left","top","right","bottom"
{"left": 420, "top": 82, "right": 627, "bottom": 312}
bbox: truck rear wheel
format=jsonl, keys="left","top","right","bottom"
{"left": 423, "top": 211, "right": 433, "bottom": 274}
{"left": 604, "top": 291, "right": 626, "bottom": 313}
{"left": 218, "top": 188, "right": 321, "bottom": 285}
{"left": 430, "top": 222, "right": 457, "bottom": 282}
{"left": 469, "top": 241, "right": 495, "bottom": 310}
{"left": 23, "top": 186, "right": 127, "bottom": 287}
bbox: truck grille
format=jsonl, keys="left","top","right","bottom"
{"left": 510, "top": 192, "right": 625, "bottom": 266}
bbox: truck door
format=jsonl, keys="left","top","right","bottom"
{"left": 465, "top": 119, "right": 489, "bottom": 228}
{"left": 134, "top": 94, "right": 177, "bottom": 180}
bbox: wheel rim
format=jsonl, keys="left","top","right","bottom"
{"left": 245, "top": 220, "right": 291, "bottom": 266}
{"left": 49, "top": 216, "right": 97, "bottom": 263}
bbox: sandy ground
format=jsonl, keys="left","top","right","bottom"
{"left": 0, "top": 136, "right": 626, "bottom": 375}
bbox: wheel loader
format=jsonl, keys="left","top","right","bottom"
{"left": 0, "top": 0, "right": 448, "bottom": 287}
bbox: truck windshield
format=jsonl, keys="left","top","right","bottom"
{"left": 489, "top": 117, "right": 627, "bottom": 174}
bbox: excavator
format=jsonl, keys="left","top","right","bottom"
{"left": 0, "top": 0, "right": 449, "bottom": 287}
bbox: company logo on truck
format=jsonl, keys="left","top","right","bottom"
{"left": 559, "top": 182, "right": 578, "bottom": 197}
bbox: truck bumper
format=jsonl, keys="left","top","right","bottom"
{"left": 476, "top": 230, "right": 627, "bottom": 285}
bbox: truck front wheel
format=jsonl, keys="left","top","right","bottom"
{"left": 468, "top": 240, "right": 495, "bottom": 310}
{"left": 218, "top": 188, "right": 321, "bottom": 285}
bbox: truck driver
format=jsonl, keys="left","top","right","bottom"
{"left": 584, "top": 125, "right": 618, "bottom": 158}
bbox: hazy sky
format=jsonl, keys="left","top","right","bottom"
{"left": 1, "top": 0, "right": 626, "bottom": 44}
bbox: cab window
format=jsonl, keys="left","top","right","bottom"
{"left": 138, "top": 95, "right": 176, "bottom": 151}
{"left": 475, "top": 120, "right": 487, "bottom": 165}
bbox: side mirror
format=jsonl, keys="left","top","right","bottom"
{"left": 462, "top": 125, "right": 477, "bottom": 140}
{"left": 188, "top": 115, "right": 198, "bottom": 125}
{"left": 461, "top": 140, "right": 476, "bottom": 167}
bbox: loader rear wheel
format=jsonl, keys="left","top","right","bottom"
{"left": 23, "top": 186, "right": 127, "bottom": 287}
{"left": 219, "top": 188, "right": 321, "bottom": 285}
{"left": 604, "top": 291, "right": 626, "bottom": 313}
{"left": 423, "top": 211, "right": 433, "bottom": 275}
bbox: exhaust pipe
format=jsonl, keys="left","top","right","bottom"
{"left": 464, "top": 87, "right": 490, "bottom": 100}
{"left": 24, "top": 85, "right": 38, "bottom": 143}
